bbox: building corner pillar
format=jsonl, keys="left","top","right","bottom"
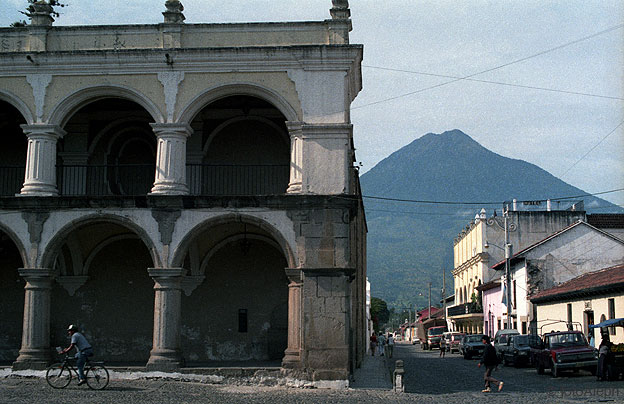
{"left": 150, "top": 123, "right": 193, "bottom": 195}
{"left": 13, "top": 268, "right": 55, "bottom": 370}
{"left": 282, "top": 269, "right": 303, "bottom": 368}
{"left": 146, "top": 268, "right": 185, "bottom": 371}
{"left": 286, "top": 122, "right": 304, "bottom": 193}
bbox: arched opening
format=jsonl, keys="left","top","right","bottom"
{"left": 0, "top": 231, "right": 26, "bottom": 364}
{"left": 0, "top": 101, "right": 27, "bottom": 196}
{"left": 179, "top": 220, "right": 289, "bottom": 364}
{"left": 59, "top": 98, "right": 156, "bottom": 196}
{"left": 49, "top": 221, "right": 155, "bottom": 365}
{"left": 187, "top": 95, "right": 289, "bottom": 195}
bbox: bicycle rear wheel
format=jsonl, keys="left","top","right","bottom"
{"left": 46, "top": 363, "right": 72, "bottom": 389}
{"left": 85, "top": 364, "right": 109, "bottom": 390}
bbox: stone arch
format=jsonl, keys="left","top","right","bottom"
{"left": 179, "top": 83, "right": 299, "bottom": 124}
{"left": 0, "top": 90, "right": 34, "bottom": 125}
{"left": 0, "top": 222, "right": 28, "bottom": 268}
{"left": 199, "top": 233, "right": 282, "bottom": 276}
{"left": 87, "top": 116, "right": 156, "bottom": 156}
{"left": 203, "top": 116, "right": 289, "bottom": 154}
{"left": 40, "top": 214, "right": 161, "bottom": 269}
{"left": 171, "top": 213, "right": 295, "bottom": 270}
{"left": 48, "top": 85, "right": 164, "bottom": 127}
{"left": 83, "top": 234, "right": 143, "bottom": 276}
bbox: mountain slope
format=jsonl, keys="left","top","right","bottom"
{"left": 360, "top": 129, "right": 621, "bottom": 308}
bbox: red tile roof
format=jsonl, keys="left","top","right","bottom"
{"left": 416, "top": 306, "right": 441, "bottom": 320}
{"left": 530, "top": 264, "right": 624, "bottom": 303}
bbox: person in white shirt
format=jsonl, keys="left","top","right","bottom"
{"left": 60, "top": 325, "right": 93, "bottom": 385}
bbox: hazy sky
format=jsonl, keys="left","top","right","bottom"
{"left": 2, "top": 0, "right": 622, "bottom": 206}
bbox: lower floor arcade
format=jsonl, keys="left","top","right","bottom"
{"left": 0, "top": 198, "right": 366, "bottom": 381}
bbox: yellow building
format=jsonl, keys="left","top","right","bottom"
{"left": 530, "top": 264, "right": 624, "bottom": 344}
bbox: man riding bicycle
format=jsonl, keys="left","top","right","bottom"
{"left": 60, "top": 325, "right": 93, "bottom": 385}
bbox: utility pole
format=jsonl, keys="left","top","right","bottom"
{"left": 428, "top": 282, "right": 432, "bottom": 320}
{"left": 504, "top": 205, "right": 513, "bottom": 330}
{"left": 442, "top": 267, "right": 446, "bottom": 327}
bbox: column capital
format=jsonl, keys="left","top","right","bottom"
{"left": 286, "top": 121, "right": 304, "bottom": 135}
{"left": 150, "top": 122, "right": 193, "bottom": 137}
{"left": 285, "top": 268, "right": 303, "bottom": 284}
{"left": 18, "top": 268, "right": 56, "bottom": 282}
{"left": 20, "top": 124, "right": 66, "bottom": 138}
{"left": 148, "top": 267, "right": 186, "bottom": 281}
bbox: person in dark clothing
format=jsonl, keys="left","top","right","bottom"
{"left": 478, "top": 335, "right": 503, "bottom": 393}
{"left": 597, "top": 333, "right": 612, "bottom": 381}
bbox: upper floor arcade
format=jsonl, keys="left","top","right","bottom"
{"left": 0, "top": 0, "right": 362, "bottom": 200}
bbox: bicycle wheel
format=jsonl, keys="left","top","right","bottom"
{"left": 85, "top": 364, "right": 109, "bottom": 390}
{"left": 46, "top": 363, "right": 72, "bottom": 389}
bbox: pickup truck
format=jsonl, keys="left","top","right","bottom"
{"left": 425, "top": 326, "right": 447, "bottom": 350}
{"left": 531, "top": 331, "right": 598, "bottom": 378}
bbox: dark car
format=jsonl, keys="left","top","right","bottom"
{"left": 459, "top": 334, "right": 486, "bottom": 359}
{"left": 500, "top": 334, "right": 540, "bottom": 367}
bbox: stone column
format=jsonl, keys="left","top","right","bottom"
{"left": 19, "top": 124, "right": 65, "bottom": 196}
{"left": 282, "top": 269, "right": 303, "bottom": 367}
{"left": 13, "top": 268, "right": 55, "bottom": 370}
{"left": 147, "top": 268, "right": 185, "bottom": 371}
{"left": 286, "top": 122, "right": 303, "bottom": 193}
{"left": 150, "top": 123, "right": 192, "bottom": 195}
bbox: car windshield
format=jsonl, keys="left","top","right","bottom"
{"left": 466, "top": 335, "right": 483, "bottom": 343}
{"left": 548, "top": 333, "right": 586, "bottom": 348}
{"left": 428, "top": 328, "right": 445, "bottom": 336}
{"left": 514, "top": 336, "right": 529, "bottom": 346}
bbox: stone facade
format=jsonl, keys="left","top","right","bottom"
{"left": 0, "top": 1, "right": 367, "bottom": 382}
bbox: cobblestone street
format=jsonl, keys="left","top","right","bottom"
{"left": 2, "top": 343, "right": 624, "bottom": 403}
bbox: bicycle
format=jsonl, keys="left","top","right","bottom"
{"left": 46, "top": 353, "right": 109, "bottom": 390}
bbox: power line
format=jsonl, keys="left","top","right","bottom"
{"left": 560, "top": 120, "right": 624, "bottom": 178}
{"left": 352, "top": 23, "right": 624, "bottom": 110}
{"left": 359, "top": 187, "right": 624, "bottom": 205}
{"left": 362, "top": 65, "right": 624, "bottom": 101}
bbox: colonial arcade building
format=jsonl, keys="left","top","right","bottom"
{"left": 0, "top": 1, "right": 366, "bottom": 383}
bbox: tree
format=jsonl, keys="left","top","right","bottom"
{"left": 370, "top": 297, "right": 389, "bottom": 332}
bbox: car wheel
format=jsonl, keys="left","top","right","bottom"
{"left": 551, "top": 360, "right": 559, "bottom": 378}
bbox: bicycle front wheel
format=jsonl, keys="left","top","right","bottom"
{"left": 46, "top": 363, "right": 72, "bottom": 389}
{"left": 85, "top": 364, "right": 109, "bottom": 390}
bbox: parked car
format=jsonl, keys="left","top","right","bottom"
{"left": 443, "top": 332, "right": 465, "bottom": 353}
{"left": 426, "top": 325, "right": 447, "bottom": 350}
{"left": 493, "top": 329, "right": 520, "bottom": 360}
{"left": 531, "top": 331, "right": 598, "bottom": 378}
{"left": 500, "top": 334, "right": 541, "bottom": 367}
{"left": 459, "top": 334, "right": 486, "bottom": 359}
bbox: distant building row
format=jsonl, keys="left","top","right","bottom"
{"left": 447, "top": 201, "right": 624, "bottom": 343}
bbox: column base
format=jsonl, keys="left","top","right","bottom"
{"left": 281, "top": 349, "right": 302, "bottom": 369}
{"left": 146, "top": 348, "right": 182, "bottom": 371}
{"left": 18, "top": 184, "right": 59, "bottom": 196}
{"left": 286, "top": 182, "right": 302, "bottom": 193}
{"left": 149, "top": 183, "right": 189, "bottom": 195}
{"left": 12, "top": 348, "right": 51, "bottom": 370}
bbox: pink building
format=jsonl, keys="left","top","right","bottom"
{"left": 479, "top": 279, "right": 503, "bottom": 338}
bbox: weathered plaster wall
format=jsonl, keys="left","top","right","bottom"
{"left": 180, "top": 239, "right": 288, "bottom": 363}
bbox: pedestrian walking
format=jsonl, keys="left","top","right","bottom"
{"left": 439, "top": 336, "right": 446, "bottom": 357}
{"left": 386, "top": 333, "right": 394, "bottom": 358}
{"left": 378, "top": 332, "right": 386, "bottom": 356}
{"left": 478, "top": 335, "right": 503, "bottom": 393}
{"left": 370, "top": 333, "right": 377, "bottom": 356}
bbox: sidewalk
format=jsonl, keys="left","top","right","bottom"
{"left": 350, "top": 351, "right": 393, "bottom": 390}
